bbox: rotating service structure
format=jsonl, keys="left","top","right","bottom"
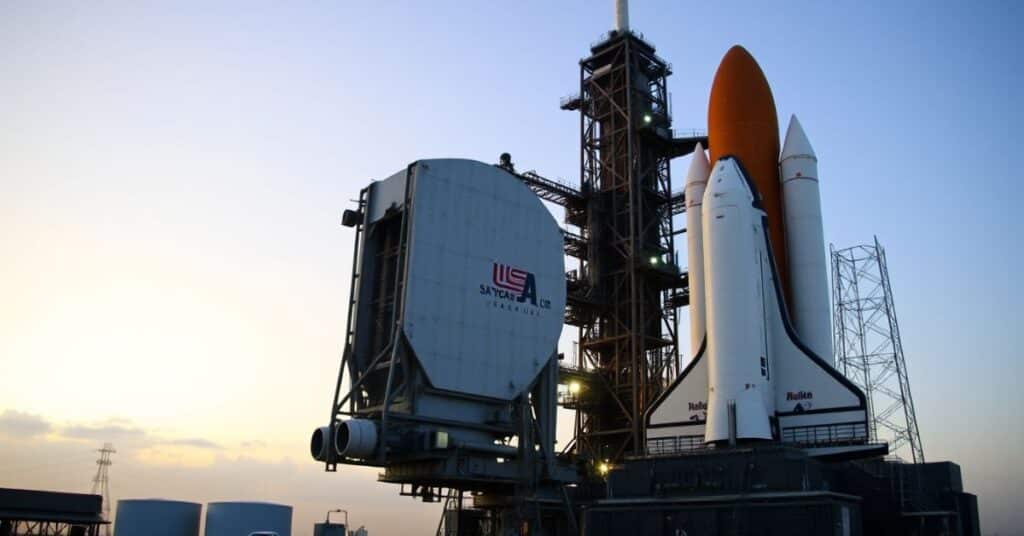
{"left": 113, "top": 499, "right": 200, "bottom": 536}
{"left": 314, "top": 159, "right": 575, "bottom": 498}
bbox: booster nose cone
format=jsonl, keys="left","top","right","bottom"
{"left": 781, "top": 114, "right": 816, "bottom": 162}
{"left": 685, "top": 142, "right": 710, "bottom": 191}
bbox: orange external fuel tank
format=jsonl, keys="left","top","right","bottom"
{"left": 707, "top": 45, "right": 790, "bottom": 304}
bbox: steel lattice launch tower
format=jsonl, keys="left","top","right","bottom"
{"left": 559, "top": 7, "right": 703, "bottom": 461}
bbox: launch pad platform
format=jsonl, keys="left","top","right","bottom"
{"left": 313, "top": 2, "right": 982, "bottom": 534}
{"left": 580, "top": 446, "right": 979, "bottom": 536}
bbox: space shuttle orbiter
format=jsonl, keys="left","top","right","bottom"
{"left": 646, "top": 46, "right": 884, "bottom": 459}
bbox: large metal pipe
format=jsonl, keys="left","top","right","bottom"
{"left": 450, "top": 440, "right": 517, "bottom": 457}
{"left": 310, "top": 425, "right": 332, "bottom": 462}
{"left": 334, "top": 419, "right": 378, "bottom": 459}
{"left": 311, "top": 420, "right": 379, "bottom": 461}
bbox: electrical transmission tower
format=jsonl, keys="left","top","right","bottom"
{"left": 91, "top": 443, "right": 115, "bottom": 536}
{"left": 830, "top": 237, "right": 924, "bottom": 463}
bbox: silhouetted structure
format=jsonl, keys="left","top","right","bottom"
{"left": 832, "top": 238, "right": 925, "bottom": 463}
{"left": 0, "top": 487, "right": 106, "bottom": 536}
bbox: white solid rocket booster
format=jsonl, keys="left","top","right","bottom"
{"left": 780, "top": 115, "right": 833, "bottom": 361}
{"left": 702, "top": 157, "right": 774, "bottom": 442}
{"left": 684, "top": 143, "right": 710, "bottom": 358}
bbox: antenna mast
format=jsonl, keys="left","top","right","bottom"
{"left": 91, "top": 443, "right": 116, "bottom": 536}
{"left": 615, "top": 0, "right": 629, "bottom": 32}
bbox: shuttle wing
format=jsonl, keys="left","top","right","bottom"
{"left": 646, "top": 340, "right": 708, "bottom": 451}
{"left": 759, "top": 233, "right": 871, "bottom": 445}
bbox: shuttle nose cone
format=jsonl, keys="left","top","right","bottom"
{"left": 704, "top": 157, "right": 756, "bottom": 209}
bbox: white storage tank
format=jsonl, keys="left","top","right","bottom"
{"left": 113, "top": 499, "right": 201, "bottom": 536}
{"left": 205, "top": 501, "right": 292, "bottom": 536}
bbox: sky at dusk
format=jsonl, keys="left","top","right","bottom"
{"left": 2, "top": 1, "right": 1022, "bottom": 535}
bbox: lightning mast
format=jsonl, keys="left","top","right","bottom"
{"left": 831, "top": 237, "right": 925, "bottom": 463}
{"left": 90, "top": 443, "right": 115, "bottom": 535}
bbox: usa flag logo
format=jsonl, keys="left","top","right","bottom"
{"left": 480, "top": 262, "right": 550, "bottom": 311}
{"left": 493, "top": 263, "right": 529, "bottom": 293}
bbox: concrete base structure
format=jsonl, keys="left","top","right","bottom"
{"left": 578, "top": 446, "right": 979, "bottom": 536}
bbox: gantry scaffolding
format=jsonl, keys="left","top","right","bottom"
{"left": 831, "top": 237, "right": 925, "bottom": 463}
{"left": 505, "top": 29, "right": 705, "bottom": 462}
{"left": 556, "top": 30, "right": 703, "bottom": 462}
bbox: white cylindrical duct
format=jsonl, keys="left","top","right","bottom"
{"left": 701, "top": 158, "right": 773, "bottom": 443}
{"left": 780, "top": 115, "right": 833, "bottom": 361}
{"left": 684, "top": 143, "right": 710, "bottom": 358}
{"left": 310, "top": 425, "right": 332, "bottom": 461}
{"left": 334, "top": 419, "right": 377, "bottom": 459}
{"left": 615, "top": 0, "right": 629, "bottom": 32}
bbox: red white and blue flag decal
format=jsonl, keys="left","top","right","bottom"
{"left": 493, "top": 263, "right": 529, "bottom": 293}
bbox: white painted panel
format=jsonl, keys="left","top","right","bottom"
{"left": 366, "top": 169, "right": 408, "bottom": 224}
{"left": 770, "top": 297, "right": 861, "bottom": 414}
{"left": 778, "top": 410, "right": 867, "bottom": 429}
{"left": 702, "top": 158, "right": 772, "bottom": 441}
{"left": 648, "top": 353, "right": 708, "bottom": 426}
{"left": 401, "top": 159, "right": 565, "bottom": 400}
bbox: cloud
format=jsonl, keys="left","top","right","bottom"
{"left": 54, "top": 417, "right": 221, "bottom": 451}
{"left": 160, "top": 437, "right": 221, "bottom": 449}
{"left": 62, "top": 421, "right": 147, "bottom": 442}
{"left": 0, "top": 410, "right": 52, "bottom": 438}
